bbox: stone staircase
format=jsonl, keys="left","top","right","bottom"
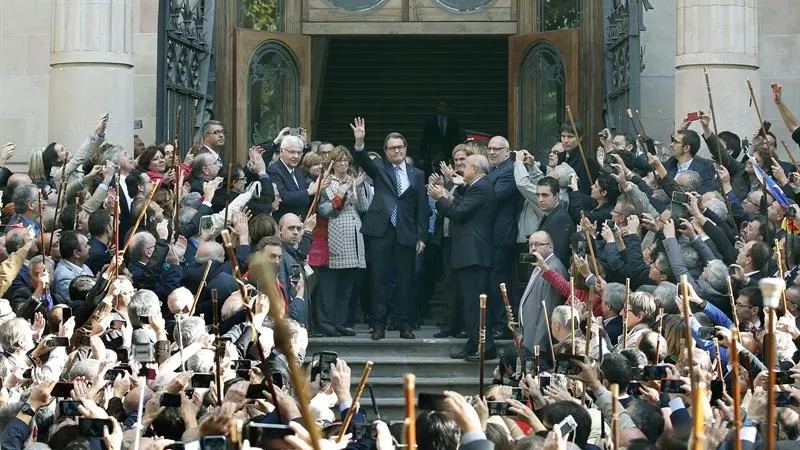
{"left": 307, "top": 325, "right": 509, "bottom": 420}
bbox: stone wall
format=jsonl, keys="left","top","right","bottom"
{"left": 0, "top": 0, "right": 158, "bottom": 174}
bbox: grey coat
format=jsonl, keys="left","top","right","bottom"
{"left": 518, "top": 254, "right": 568, "bottom": 352}
{"left": 318, "top": 177, "right": 369, "bottom": 269}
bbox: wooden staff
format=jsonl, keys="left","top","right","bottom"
{"left": 74, "top": 197, "right": 80, "bottom": 232}
{"left": 691, "top": 382, "right": 706, "bottom": 450}
{"left": 565, "top": 106, "right": 594, "bottom": 186}
{"left": 584, "top": 290, "right": 594, "bottom": 361}
{"left": 680, "top": 275, "right": 697, "bottom": 390}
{"left": 726, "top": 276, "right": 741, "bottom": 332}
{"left": 173, "top": 104, "right": 182, "bottom": 167}
{"left": 541, "top": 299, "right": 556, "bottom": 367}
{"left": 500, "top": 283, "right": 526, "bottom": 377}
{"left": 403, "top": 374, "right": 416, "bottom": 450}
{"left": 211, "top": 289, "right": 223, "bottom": 402}
{"left": 623, "top": 278, "right": 630, "bottom": 349}
{"left": 190, "top": 260, "right": 213, "bottom": 316}
{"left": 713, "top": 337, "right": 724, "bottom": 381}
{"left": 113, "top": 174, "right": 120, "bottom": 279}
{"left": 49, "top": 152, "right": 69, "bottom": 253}
{"left": 121, "top": 179, "right": 162, "bottom": 253}
{"left": 610, "top": 384, "right": 620, "bottom": 450}
{"left": 747, "top": 78, "right": 775, "bottom": 158}
{"left": 569, "top": 277, "right": 576, "bottom": 355}
{"left": 305, "top": 161, "right": 334, "bottom": 220}
{"left": 775, "top": 239, "right": 789, "bottom": 312}
{"left": 730, "top": 328, "right": 742, "bottom": 450}
{"left": 655, "top": 308, "right": 664, "bottom": 363}
{"left": 479, "top": 294, "right": 487, "bottom": 395}
{"left": 191, "top": 99, "right": 199, "bottom": 146}
{"left": 36, "top": 192, "right": 47, "bottom": 296}
{"left": 172, "top": 169, "right": 184, "bottom": 241}
{"left": 782, "top": 140, "right": 800, "bottom": 170}
{"left": 249, "top": 252, "right": 322, "bottom": 450}
{"left": 703, "top": 67, "right": 738, "bottom": 228}
{"left": 337, "top": 361, "right": 374, "bottom": 443}
{"left": 533, "top": 345, "right": 540, "bottom": 377}
{"left": 761, "top": 278, "right": 782, "bottom": 450}
{"left": 223, "top": 163, "right": 233, "bottom": 228}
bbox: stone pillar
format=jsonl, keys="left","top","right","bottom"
{"left": 675, "top": 0, "right": 758, "bottom": 152}
{"left": 49, "top": 0, "right": 134, "bottom": 151}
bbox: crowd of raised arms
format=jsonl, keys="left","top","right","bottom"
{"left": 1, "top": 81, "right": 800, "bottom": 450}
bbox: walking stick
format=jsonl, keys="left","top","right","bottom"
{"left": 610, "top": 384, "right": 620, "bottom": 450}
{"left": 338, "top": 362, "right": 374, "bottom": 443}
{"left": 190, "top": 260, "right": 213, "bottom": 316}
{"left": 760, "top": 278, "right": 785, "bottom": 450}
{"left": 49, "top": 152, "right": 69, "bottom": 252}
{"left": 731, "top": 328, "right": 743, "bottom": 450}
{"left": 680, "top": 275, "right": 701, "bottom": 450}
{"left": 306, "top": 161, "right": 334, "bottom": 219}
{"left": 223, "top": 163, "right": 233, "bottom": 228}
{"left": 121, "top": 179, "right": 162, "bottom": 253}
{"left": 775, "top": 239, "right": 789, "bottom": 311}
{"left": 655, "top": 308, "right": 664, "bottom": 363}
{"left": 713, "top": 337, "right": 724, "bottom": 381}
{"left": 541, "top": 299, "right": 556, "bottom": 367}
{"left": 569, "top": 277, "right": 576, "bottom": 355}
{"left": 701, "top": 68, "right": 738, "bottom": 227}
{"left": 747, "top": 79, "right": 775, "bottom": 158}
{"left": 211, "top": 289, "right": 224, "bottom": 403}
{"left": 782, "top": 140, "right": 800, "bottom": 171}
{"left": 37, "top": 192, "right": 47, "bottom": 297}
{"left": 500, "top": 283, "right": 526, "bottom": 377}
{"left": 623, "top": 278, "right": 630, "bottom": 349}
{"left": 113, "top": 174, "right": 120, "bottom": 279}
{"left": 403, "top": 374, "right": 416, "bottom": 450}
{"left": 565, "top": 106, "right": 594, "bottom": 186}
{"left": 479, "top": 294, "right": 487, "bottom": 395}
{"left": 726, "top": 276, "right": 741, "bottom": 332}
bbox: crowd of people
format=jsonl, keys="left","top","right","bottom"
{"left": 0, "top": 79, "right": 799, "bottom": 449}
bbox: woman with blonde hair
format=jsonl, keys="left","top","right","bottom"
{"left": 28, "top": 147, "right": 47, "bottom": 183}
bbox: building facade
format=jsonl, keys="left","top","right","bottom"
{"left": 0, "top": 0, "right": 797, "bottom": 174}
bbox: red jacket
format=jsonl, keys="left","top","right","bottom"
{"left": 542, "top": 269, "right": 603, "bottom": 317}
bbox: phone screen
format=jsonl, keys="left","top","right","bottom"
{"left": 200, "top": 215, "right": 213, "bottom": 234}
{"left": 191, "top": 373, "right": 215, "bottom": 388}
{"left": 418, "top": 393, "right": 447, "bottom": 411}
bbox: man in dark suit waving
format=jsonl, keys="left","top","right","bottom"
{"left": 351, "top": 117, "right": 431, "bottom": 340}
{"left": 429, "top": 154, "right": 497, "bottom": 361}
{"left": 268, "top": 135, "right": 320, "bottom": 222}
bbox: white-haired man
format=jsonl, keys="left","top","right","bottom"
{"left": 267, "top": 135, "right": 320, "bottom": 221}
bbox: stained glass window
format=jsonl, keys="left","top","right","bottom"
{"left": 238, "top": 0, "right": 282, "bottom": 32}
{"left": 327, "top": 0, "right": 387, "bottom": 11}
{"left": 538, "top": 0, "right": 582, "bottom": 32}
{"left": 433, "top": 0, "right": 495, "bottom": 12}
{"left": 519, "top": 43, "right": 565, "bottom": 162}
{"left": 248, "top": 42, "right": 299, "bottom": 147}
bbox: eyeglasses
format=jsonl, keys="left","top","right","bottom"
{"left": 530, "top": 242, "right": 551, "bottom": 247}
{"left": 386, "top": 145, "right": 406, "bottom": 152}
{"left": 487, "top": 146, "right": 509, "bottom": 152}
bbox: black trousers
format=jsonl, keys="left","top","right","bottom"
{"left": 367, "top": 227, "right": 415, "bottom": 331}
{"left": 317, "top": 266, "right": 358, "bottom": 333}
{"left": 489, "top": 245, "right": 516, "bottom": 329}
{"left": 456, "top": 265, "right": 495, "bottom": 352}
{"left": 440, "top": 238, "right": 463, "bottom": 333}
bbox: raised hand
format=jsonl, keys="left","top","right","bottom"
{"left": 350, "top": 117, "right": 366, "bottom": 146}
{"left": 95, "top": 113, "right": 110, "bottom": 136}
{"left": 771, "top": 82, "right": 782, "bottom": 105}
{"left": 0, "top": 143, "right": 16, "bottom": 166}
{"left": 440, "top": 161, "right": 456, "bottom": 179}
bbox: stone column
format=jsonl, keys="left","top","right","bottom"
{"left": 675, "top": 0, "right": 758, "bottom": 151}
{"left": 49, "top": 0, "right": 134, "bottom": 151}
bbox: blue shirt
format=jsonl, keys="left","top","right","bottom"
{"left": 52, "top": 259, "right": 93, "bottom": 305}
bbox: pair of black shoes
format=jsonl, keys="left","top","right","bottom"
{"left": 450, "top": 347, "right": 497, "bottom": 362}
{"left": 322, "top": 327, "right": 357, "bottom": 337}
{"left": 433, "top": 329, "right": 466, "bottom": 338}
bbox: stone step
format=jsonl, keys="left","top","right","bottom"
{"left": 365, "top": 376, "right": 482, "bottom": 399}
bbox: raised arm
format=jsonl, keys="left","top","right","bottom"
{"left": 772, "top": 82, "right": 800, "bottom": 135}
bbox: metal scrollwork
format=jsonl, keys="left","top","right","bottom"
{"left": 247, "top": 42, "right": 300, "bottom": 148}
{"left": 519, "top": 43, "right": 566, "bottom": 162}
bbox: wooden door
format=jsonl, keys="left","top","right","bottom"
{"left": 508, "top": 29, "right": 579, "bottom": 162}
{"left": 233, "top": 29, "right": 311, "bottom": 163}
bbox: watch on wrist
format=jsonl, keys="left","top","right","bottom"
{"left": 20, "top": 402, "right": 36, "bottom": 416}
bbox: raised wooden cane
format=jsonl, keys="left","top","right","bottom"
{"left": 121, "top": 179, "right": 162, "bottom": 253}
{"left": 403, "top": 374, "right": 416, "bottom": 450}
{"left": 775, "top": 239, "right": 789, "bottom": 311}
{"left": 189, "top": 260, "right": 213, "bottom": 316}
{"left": 611, "top": 384, "right": 620, "bottom": 450}
{"left": 223, "top": 163, "right": 233, "bottom": 228}
{"left": 655, "top": 308, "right": 664, "bottom": 363}
{"left": 726, "top": 276, "right": 741, "bottom": 333}
{"left": 500, "top": 283, "right": 526, "bottom": 376}
{"left": 702, "top": 67, "right": 737, "bottom": 228}
{"left": 565, "top": 106, "right": 594, "bottom": 186}
{"left": 541, "top": 299, "right": 556, "bottom": 367}
{"left": 623, "top": 278, "right": 630, "bottom": 349}
{"left": 569, "top": 276, "right": 576, "bottom": 355}
{"left": 479, "top": 294, "right": 487, "bottom": 395}
{"left": 338, "top": 361, "right": 375, "bottom": 443}
{"left": 730, "top": 328, "right": 742, "bottom": 450}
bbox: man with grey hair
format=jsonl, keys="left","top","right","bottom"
{"left": 127, "top": 223, "right": 183, "bottom": 299}
{"left": 9, "top": 184, "right": 43, "bottom": 237}
{"left": 601, "top": 282, "right": 626, "bottom": 346}
{"left": 173, "top": 316, "right": 208, "bottom": 350}
{"left": 268, "top": 134, "right": 319, "bottom": 221}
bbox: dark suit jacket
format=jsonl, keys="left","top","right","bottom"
{"left": 188, "top": 176, "right": 227, "bottom": 213}
{"left": 605, "top": 315, "right": 623, "bottom": 347}
{"left": 538, "top": 202, "right": 574, "bottom": 266}
{"left": 353, "top": 148, "right": 431, "bottom": 247}
{"left": 435, "top": 176, "right": 496, "bottom": 269}
{"left": 268, "top": 159, "right": 311, "bottom": 221}
{"left": 419, "top": 114, "right": 462, "bottom": 163}
{"left": 665, "top": 155, "right": 720, "bottom": 193}
{"left": 487, "top": 157, "right": 521, "bottom": 247}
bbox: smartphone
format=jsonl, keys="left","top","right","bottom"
{"left": 729, "top": 264, "right": 742, "bottom": 276}
{"left": 290, "top": 264, "right": 302, "bottom": 284}
{"left": 236, "top": 369, "right": 251, "bottom": 380}
{"left": 191, "top": 373, "right": 215, "bottom": 389}
{"left": 418, "top": 393, "right": 447, "bottom": 411}
{"left": 164, "top": 444, "right": 185, "bottom": 450}
{"left": 605, "top": 219, "right": 616, "bottom": 230}
{"left": 270, "top": 372, "right": 285, "bottom": 389}
{"left": 288, "top": 128, "right": 300, "bottom": 137}
{"left": 139, "top": 315, "right": 151, "bottom": 326}
{"left": 776, "top": 391, "right": 800, "bottom": 407}
{"left": 51, "top": 382, "right": 74, "bottom": 398}
{"left": 519, "top": 253, "right": 538, "bottom": 264}
{"left": 232, "top": 360, "right": 252, "bottom": 371}
{"left": 22, "top": 368, "right": 32, "bottom": 379}
{"left": 246, "top": 423, "right": 293, "bottom": 449}
{"left": 556, "top": 415, "right": 578, "bottom": 437}
{"left": 710, "top": 379, "right": 725, "bottom": 404}
{"left": 776, "top": 371, "right": 794, "bottom": 385}
{"left": 685, "top": 111, "right": 700, "bottom": 122}
{"left": 352, "top": 423, "right": 376, "bottom": 442}
{"left": 246, "top": 383, "right": 267, "bottom": 399}
{"left": 627, "top": 381, "right": 641, "bottom": 397}
{"left": 487, "top": 401, "right": 510, "bottom": 416}
{"left": 641, "top": 365, "right": 667, "bottom": 381}
{"left": 133, "top": 343, "right": 154, "bottom": 362}
{"left": 660, "top": 379, "right": 685, "bottom": 394}
{"left": 311, "top": 352, "right": 338, "bottom": 382}
{"left": 114, "top": 347, "right": 130, "bottom": 363}
{"left": 200, "top": 436, "right": 227, "bottom": 450}
{"left": 139, "top": 367, "right": 157, "bottom": 380}
{"left": 511, "top": 387, "right": 524, "bottom": 402}
{"left": 58, "top": 400, "right": 82, "bottom": 416}
{"left": 61, "top": 307, "right": 72, "bottom": 323}
{"left": 105, "top": 369, "right": 127, "bottom": 381}
{"left": 161, "top": 393, "right": 182, "bottom": 407}
{"left": 110, "top": 319, "right": 125, "bottom": 330}
{"left": 78, "top": 418, "right": 113, "bottom": 438}
{"left": 554, "top": 355, "right": 584, "bottom": 376}
{"left": 106, "top": 334, "right": 124, "bottom": 348}
{"left": 698, "top": 327, "right": 716, "bottom": 340}
{"left": 46, "top": 336, "right": 70, "bottom": 348}
{"left": 671, "top": 191, "right": 690, "bottom": 204}
{"left": 539, "top": 375, "right": 551, "bottom": 392}
{"left": 199, "top": 215, "right": 213, "bottom": 235}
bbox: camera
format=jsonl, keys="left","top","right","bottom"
{"left": 671, "top": 191, "right": 690, "bottom": 204}
{"left": 519, "top": 253, "right": 538, "bottom": 264}
{"left": 554, "top": 355, "right": 584, "bottom": 376}
{"left": 290, "top": 264, "right": 302, "bottom": 284}
{"left": 311, "top": 352, "right": 338, "bottom": 382}
{"left": 487, "top": 401, "right": 510, "bottom": 416}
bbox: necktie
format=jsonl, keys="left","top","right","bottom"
{"left": 290, "top": 170, "right": 299, "bottom": 188}
{"left": 391, "top": 166, "right": 402, "bottom": 226}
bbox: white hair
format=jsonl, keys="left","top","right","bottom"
{"left": 280, "top": 135, "right": 305, "bottom": 151}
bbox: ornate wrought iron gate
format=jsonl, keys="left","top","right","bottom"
{"left": 603, "top": 0, "right": 652, "bottom": 136}
{"left": 156, "top": 0, "right": 216, "bottom": 151}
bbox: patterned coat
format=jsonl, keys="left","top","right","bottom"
{"left": 318, "top": 177, "right": 369, "bottom": 269}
